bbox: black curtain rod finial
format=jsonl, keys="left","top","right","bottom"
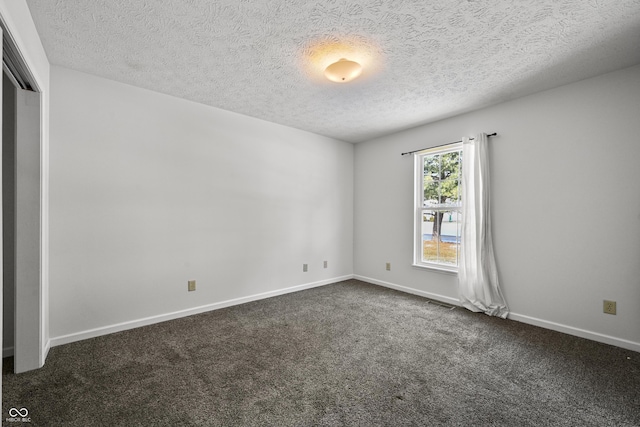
{"left": 401, "top": 132, "right": 497, "bottom": 156}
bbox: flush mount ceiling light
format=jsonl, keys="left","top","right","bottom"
{"left": 324, "top": 58, "right": 362, "bottom": 83}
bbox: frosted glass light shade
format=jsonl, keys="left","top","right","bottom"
{"left": 324, "top": 58, "right": 362, "bottom": 83}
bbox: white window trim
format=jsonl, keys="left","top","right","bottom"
{"left": 411, "top": 262, "right": 458, "bottom": 274}
{"left": 413, "top": 142, "right": 462, "bottom": 273}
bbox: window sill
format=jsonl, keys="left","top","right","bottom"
{"left": 412, "top": 263, "right": 458, "bottom": 275}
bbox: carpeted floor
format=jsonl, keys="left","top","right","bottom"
{"left": 3, "top": 279, "right": 640, "bottom": 426}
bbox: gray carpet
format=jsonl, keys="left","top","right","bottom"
{"left": 3, "top": 279, "right": 639, "bottom": 426}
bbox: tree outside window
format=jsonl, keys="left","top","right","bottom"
{"left": 416, "top": 146, "right": 462, "bottom": 269}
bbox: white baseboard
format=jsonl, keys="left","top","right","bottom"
{"left": 354, "top": 274, "right": 461, "bottom": 307}
{"left": 47, "top": 274, "right": 640, "bottom": 354}
{"left": 50, "top": 275, "right": 354, "bottom": 348}
{"left": 507, "top": 312, "right": 640, "bottom": 353}
{"left": 355, "top": 274, "right": 640, "bottom": 353}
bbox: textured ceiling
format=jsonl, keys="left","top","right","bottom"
{"left": 26, "top": 0, "right": 640, "bottom": 142}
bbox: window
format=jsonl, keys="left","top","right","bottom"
{"left": 414, "top": 143, "right": 462, "bottom": 272}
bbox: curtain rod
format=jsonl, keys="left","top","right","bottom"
{"left": 400, "top": 132, "right": 497, "bottom": 156}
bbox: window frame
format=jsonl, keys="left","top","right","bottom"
{"left": 413, "top": 143, "right": 462, "bottom": 273}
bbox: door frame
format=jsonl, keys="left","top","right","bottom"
{"left": 0, "top": 12, "right": 47, "bottom": 377}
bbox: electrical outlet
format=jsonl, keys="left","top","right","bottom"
{"left": 188, "top": 280, "right": 196, "bottom": 292}
{"left": 386, "top": 262, "right": 391, "bottom": 271}
{"left": 303, "top": 264, "right": 308, "bottom": 272}
{"left": 324, "top": 260, "right": 328, "bottom": 268}
{"left": 603, "top": 300, "right": 616, "bottom": 315}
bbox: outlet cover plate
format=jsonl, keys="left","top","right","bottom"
{"left": 188, "top": 280, "right": 196, "bottom": 292}
{"left": 603, "top": 300, "right": 616, "bottom": 315}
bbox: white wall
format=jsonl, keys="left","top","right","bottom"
{"left": 354, "top": 64, "right": 640, "bottom": 351}
{"left": 49, "top": 66, "right": 354, "bottom": 342}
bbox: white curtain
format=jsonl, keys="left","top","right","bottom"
{"left": 458, "top": 133, "right": 509, "bottom": 318}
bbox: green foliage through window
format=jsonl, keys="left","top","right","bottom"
{"left": 418, "top": 147, "right": 462, "bottom": 268}
{"left": 423, "top": 151, "right": 461, "bottom": 207}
